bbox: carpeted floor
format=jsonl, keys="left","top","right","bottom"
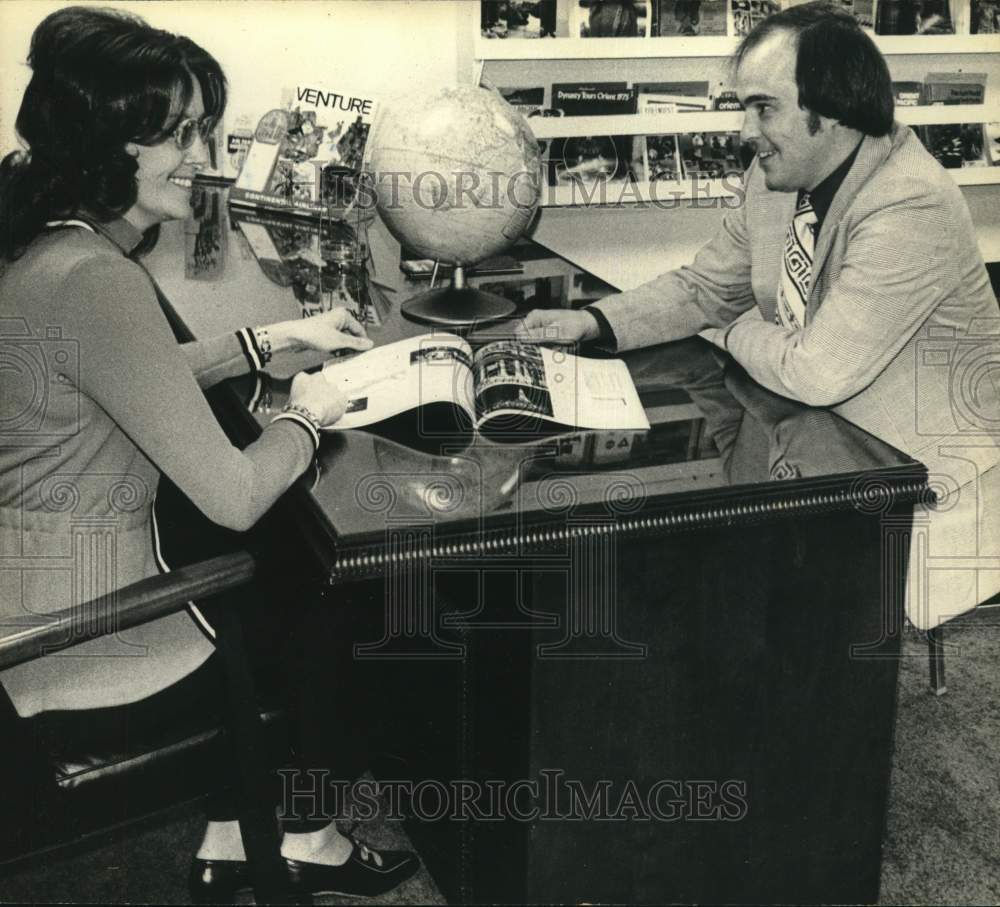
{"left": 1, "top": 612, "right": 997, "bottom": 905}
{"left": 880, "top": 610, "right": 1000, "bottom": 906}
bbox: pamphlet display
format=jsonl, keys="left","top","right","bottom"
{"left": 230, "top": 84, "right": 377, "bottom": 218}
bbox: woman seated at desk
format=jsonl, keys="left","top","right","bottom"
{"left": 0, "top": 6, "right": 417, "bottom": 900}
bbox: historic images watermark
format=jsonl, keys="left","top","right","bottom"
{"left": 278, "top": 769, "right": 749, "bottom": 824}
{"left": 853, "top": 314, "right": 1000, "bottom": 655}
{"left": 1, "top": 317, "right": 154, "bottom": 655}
{"left": 356, "top": 168, "right": 747, "bottom": 212}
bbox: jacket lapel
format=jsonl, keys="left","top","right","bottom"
{"left": 806, "top": 128, "right": 898, "bottom": 316}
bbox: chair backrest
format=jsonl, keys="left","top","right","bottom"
{"left": 0, "top": 552, "right": 255, "bottom": 671}
{"left": 0, "top": 552, "right": 259, "bottom": 863}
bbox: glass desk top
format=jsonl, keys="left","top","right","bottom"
{"left": 143, "top": 184, "right": 923, "bottom": 556}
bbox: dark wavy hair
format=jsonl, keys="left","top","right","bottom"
{"left": 0, "top": 6, "right": 227, "bottom": 263}
{"left": 734, "top": 1, "right": 893, "bottom": 137}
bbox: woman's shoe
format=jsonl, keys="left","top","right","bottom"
{"left": 285, "top": 837, "right": 420, "bottom": 898}
{"left": 188, "top": 858, "right": 252, "bottom": 904}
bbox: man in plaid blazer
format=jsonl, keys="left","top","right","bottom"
{"left": 523, "top": 2, "right": 1000, "bottom": 628}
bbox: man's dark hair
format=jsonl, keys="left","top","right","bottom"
{"left": 734, "top": 1, "right": 894, "bottom": 137}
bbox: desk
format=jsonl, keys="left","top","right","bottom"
{"left": 145, "top": 186, "right": 928, "bottom": 905}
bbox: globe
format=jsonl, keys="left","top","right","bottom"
{"left": 369, "top": 85, "right": 542, "bottom": 326}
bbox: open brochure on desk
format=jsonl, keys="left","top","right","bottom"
{"left": 321, "top": 334, "right": 650, "bottom": 462}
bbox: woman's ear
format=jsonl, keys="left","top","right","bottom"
{"left": 125, "top": 142, "right": 140, "bottom": 157}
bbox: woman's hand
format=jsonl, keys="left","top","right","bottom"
{"left": 518, "top": 308, "right": 600, "bottom": 345}
{"left": 269, "top": 308, "right": 374, "bottom": 355}
{"left": 287, "top": 371, "right": 347, "bottom": 428}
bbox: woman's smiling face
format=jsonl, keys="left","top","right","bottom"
{"left": 124, "top": 80, "right": 208, "bottom": 231}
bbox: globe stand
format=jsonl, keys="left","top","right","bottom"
{"left": 400, "top": 265, "right": 516, "bottom": 329}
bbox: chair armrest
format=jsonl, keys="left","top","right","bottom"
{"left": 0, "top": 552, "right": 255, "bottom": 672}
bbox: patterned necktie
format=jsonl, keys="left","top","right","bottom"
{"left": 776, "top": 193, "right": 819, "bottom": 330}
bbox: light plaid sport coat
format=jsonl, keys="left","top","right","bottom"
{"left": 592, "top": 123, "right": 1000, "bottom": 628}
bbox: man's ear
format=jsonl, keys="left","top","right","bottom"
{"left": 125, "top": 142, "right": 140, "bottom": 157}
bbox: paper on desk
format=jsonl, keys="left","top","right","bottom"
{"left": 320, "top": 333, "right": 475, "bottom": 430}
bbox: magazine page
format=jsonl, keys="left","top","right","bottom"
{"left": 472, "top": 340, "right": 650, "bottom": 433}
{"left": 321, "top": 333, "right": 475, "bottom": 430}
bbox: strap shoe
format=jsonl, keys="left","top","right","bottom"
{"left": 285, "top": 836, "right": 420, "bottom": 898}
{"left": 190, "top": 837, "right": 420, "bottom": 901}
{"left": 188, "top": 858, "right": 251, "bottom": 904}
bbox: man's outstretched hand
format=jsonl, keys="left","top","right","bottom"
{"left": 517, "top": 308, "right": 600, "bottom": 345}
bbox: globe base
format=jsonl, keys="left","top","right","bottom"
{"left": 400, "top": 286, "right": 516, "bottom": 329}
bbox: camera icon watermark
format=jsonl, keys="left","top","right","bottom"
{"left": 914, "top": 318, "right": 1000, "bottom": 437}
{"left": 0, "top": 317, "right": 80, "bottom": 444}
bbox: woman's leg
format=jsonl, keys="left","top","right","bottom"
{"left": 225, "top": 584, "right": 420, "bottom": 894}
{"left": 262, "top": 587, "right": 373, "bottom": 864}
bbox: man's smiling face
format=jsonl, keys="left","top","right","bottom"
{"left": 736, "top": 30, "right": 839, "bottom": 192}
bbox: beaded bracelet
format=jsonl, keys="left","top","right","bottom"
{"left": 281, "top": 402, "right": 322, "bottom": 432}
{"left": 272, "top": 402, "right": 322, "bottom": 451}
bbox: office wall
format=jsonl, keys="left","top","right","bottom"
{"left": 0, "top": 0, "right": 473, "bottom": 164}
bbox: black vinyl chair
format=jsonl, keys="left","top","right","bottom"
{"left": 0, "top": 552, "right": 293, "bottom": 903}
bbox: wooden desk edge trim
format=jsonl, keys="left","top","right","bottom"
{"left": 324, "top": 468, "right": 929, "bottom": 584}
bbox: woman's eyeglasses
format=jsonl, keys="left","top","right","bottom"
{"left": 171, "top": 116, "right": 214, "bottom": 151}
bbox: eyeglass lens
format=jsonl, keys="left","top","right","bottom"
{"left": 176, "top": 118, "right": 210, "bottom": 149}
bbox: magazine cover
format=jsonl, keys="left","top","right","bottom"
{"left": 481, "top": 0, "right": 570, "bottom": 37}
{"left": 574, "top": 0, "right": 652, "bottom": 36}
{"left": 918, "top": 123, "right": 987, "bottom": 168}
{"left": 229, "top": 84, "right": 378, "bottom": 218}
{"left": 732, "top": 0, "right": 780, "bottom": 37}
{"left": 986, "top": 122, "right": 1000, "bottom": 164}
{"left": 635, "top": 134, "right": 684, "bottom": 182}
{"left": 893, "top": 81, "right": 925, "bottom": 106}
{"left": 972, "top": 0, "right": 1000, "bottom": 32}
{"left": 635, "top": 80, "right": 712, "bottom": 113}
{"left": 678, "top": 132, "right": 746, "bottom": 178}
{"left": 875, "top": 0, "right": 953, "bottom": 33}
{"left": 652, "top": 0, "right": 727, "bottom": 35}
{"left": 923, "top": 72, "right": 988, "bottom": 105}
